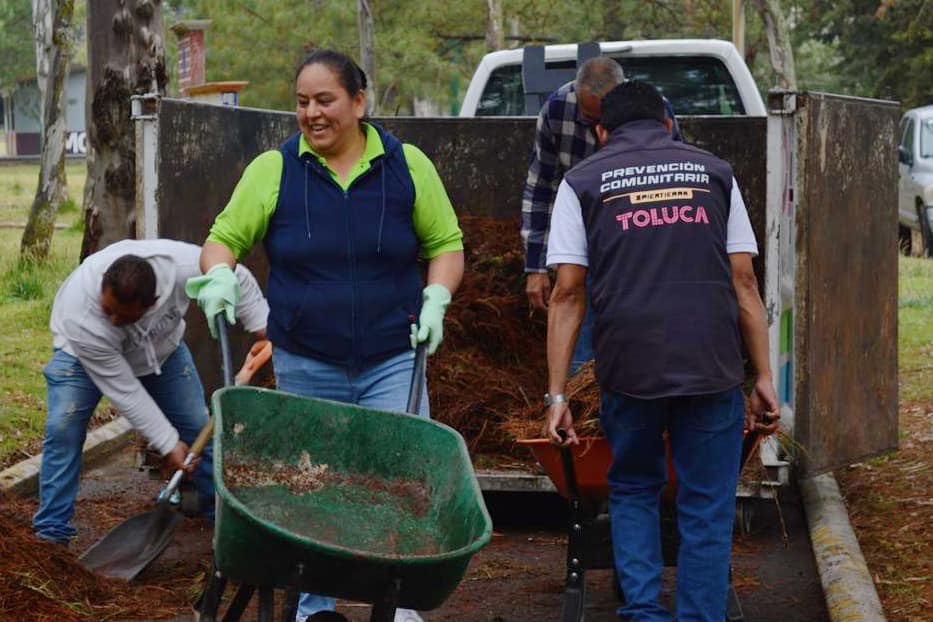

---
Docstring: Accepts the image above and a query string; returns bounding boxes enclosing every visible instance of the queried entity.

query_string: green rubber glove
[185,264,241,338]
[410,284,452,356]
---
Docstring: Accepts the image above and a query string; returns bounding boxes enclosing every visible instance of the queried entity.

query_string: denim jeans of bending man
[599,387,745,622]
[33,343,214,544]
[272,347,429,622]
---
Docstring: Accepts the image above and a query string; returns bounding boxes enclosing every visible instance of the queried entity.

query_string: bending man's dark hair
[295,49,367,96]
[102,255,157,308]
[599,80,666,133]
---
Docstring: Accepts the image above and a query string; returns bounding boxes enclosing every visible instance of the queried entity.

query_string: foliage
[0,0,35,95]
[793,0,933,107]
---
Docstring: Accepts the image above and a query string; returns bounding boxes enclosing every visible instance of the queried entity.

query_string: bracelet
[544,393,568,406]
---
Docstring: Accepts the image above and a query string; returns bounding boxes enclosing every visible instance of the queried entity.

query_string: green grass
[0,162,86,226]
[0,162,90,467]
[897,256,933,404]
[0,227,83,466]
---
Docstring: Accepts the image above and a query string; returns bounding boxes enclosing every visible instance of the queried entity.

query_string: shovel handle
[159,314,231,503]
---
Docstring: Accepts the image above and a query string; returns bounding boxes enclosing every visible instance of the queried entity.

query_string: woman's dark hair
[600,80,666,133]
[295,49,367,96]
[102,254,157,308]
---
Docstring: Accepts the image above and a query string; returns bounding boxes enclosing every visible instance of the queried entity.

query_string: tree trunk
[485,0,504,51]
[21,0,73,261]
[749,0,797,89]
[81,0,166,259]
[357,0,376,115]
[31,0,68,208]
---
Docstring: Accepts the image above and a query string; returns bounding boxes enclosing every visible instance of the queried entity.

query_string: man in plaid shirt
[521,57,681,373]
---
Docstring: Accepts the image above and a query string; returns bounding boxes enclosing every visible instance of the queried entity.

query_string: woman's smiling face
[295,62,366,157]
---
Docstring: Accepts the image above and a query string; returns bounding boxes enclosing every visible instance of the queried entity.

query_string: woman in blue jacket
[188,49,463,622]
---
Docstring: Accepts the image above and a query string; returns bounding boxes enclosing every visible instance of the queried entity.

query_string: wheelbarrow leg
[220,584,254,622]
[561,503,588,622]
[370,576,401,622]
[197,563,228,622]
[559,440,588,622]
[258,586,276,622]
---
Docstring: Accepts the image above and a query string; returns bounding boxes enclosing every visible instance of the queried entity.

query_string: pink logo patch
[615,205,710,231]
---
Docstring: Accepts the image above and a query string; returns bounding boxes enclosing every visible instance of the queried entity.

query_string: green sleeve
[403,144,464,258]
[206,150,282,260]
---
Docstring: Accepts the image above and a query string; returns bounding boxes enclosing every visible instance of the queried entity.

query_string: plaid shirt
[521,82,682,272]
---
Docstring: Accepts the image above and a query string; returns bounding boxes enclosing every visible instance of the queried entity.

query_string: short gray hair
[575,57,625,97]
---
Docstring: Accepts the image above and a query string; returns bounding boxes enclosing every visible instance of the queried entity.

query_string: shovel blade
[78,505,181,580]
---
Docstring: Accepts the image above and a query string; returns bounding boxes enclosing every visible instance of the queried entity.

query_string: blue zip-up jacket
[264,125,422,367]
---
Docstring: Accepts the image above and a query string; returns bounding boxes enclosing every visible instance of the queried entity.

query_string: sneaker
[394,609,423,622]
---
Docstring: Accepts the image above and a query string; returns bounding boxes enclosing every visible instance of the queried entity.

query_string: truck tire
[899,224,913,256]
[917,202,933,258]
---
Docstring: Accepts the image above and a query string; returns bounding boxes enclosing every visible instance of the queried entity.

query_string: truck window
[475,55,748,116]
[476,65,524,116]
[614,56,746,115]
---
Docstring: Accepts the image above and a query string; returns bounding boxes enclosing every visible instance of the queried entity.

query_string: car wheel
[899,224,913,256]
[917,202,933,258]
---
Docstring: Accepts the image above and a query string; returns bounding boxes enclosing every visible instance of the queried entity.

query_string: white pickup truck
[459,39,765,118]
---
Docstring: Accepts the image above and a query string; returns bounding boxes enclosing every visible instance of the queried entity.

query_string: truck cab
[459,39,766,118]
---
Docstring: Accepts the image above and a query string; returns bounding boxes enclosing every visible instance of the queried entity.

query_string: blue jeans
[32,343,214,544]
[600,387,744,622]
[272,347,429,618]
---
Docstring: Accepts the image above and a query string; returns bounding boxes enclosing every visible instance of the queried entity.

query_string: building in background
[0,18,244,157]
[1,67,87,157]
[172,20,247,106]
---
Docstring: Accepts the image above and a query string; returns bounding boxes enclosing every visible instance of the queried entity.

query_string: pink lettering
[661,206,680,224]
[681,206,694,223]
[632,210,651,227]
[695,206,709,224]
[650,208,664,226]
[616,212,634,230]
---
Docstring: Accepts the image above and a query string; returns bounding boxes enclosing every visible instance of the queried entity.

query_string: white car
[897,104,933,257]
[459,39,766,118]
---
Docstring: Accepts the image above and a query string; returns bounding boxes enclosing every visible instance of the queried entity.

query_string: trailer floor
[17,444,828,621]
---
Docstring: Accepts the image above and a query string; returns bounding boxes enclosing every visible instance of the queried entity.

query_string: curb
[799,473,887,622]
[0,417,134,495]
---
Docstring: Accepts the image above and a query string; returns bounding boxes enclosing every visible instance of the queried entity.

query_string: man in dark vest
[543,80,779,621]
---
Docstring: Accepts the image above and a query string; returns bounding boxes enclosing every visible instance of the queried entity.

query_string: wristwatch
[544,393,568,406]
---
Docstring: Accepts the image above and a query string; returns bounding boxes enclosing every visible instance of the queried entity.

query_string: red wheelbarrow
[517,431,761,622]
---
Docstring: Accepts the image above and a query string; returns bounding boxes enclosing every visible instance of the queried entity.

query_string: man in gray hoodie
[33,239,268,545]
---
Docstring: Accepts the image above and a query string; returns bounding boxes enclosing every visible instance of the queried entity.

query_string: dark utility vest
[264,125,422,368]
[564,119,744,398]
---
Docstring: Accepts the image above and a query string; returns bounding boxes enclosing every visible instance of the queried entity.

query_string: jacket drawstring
[132,324,162,376]
[303,159,312,240]
[377,165,386,254]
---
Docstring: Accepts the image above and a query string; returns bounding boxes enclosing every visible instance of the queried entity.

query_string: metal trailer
[131,89,899,599]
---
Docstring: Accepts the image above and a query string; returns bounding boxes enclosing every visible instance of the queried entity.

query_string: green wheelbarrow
[197,339,493,622]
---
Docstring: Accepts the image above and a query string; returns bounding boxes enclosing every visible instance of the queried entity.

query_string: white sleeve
[66,325,179,455]
[727,178,759,256]
[233,264,269,334]
[546,180,589,268]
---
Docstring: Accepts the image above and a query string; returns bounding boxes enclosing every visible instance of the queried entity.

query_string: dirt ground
[835,398,933,621]
[2,443,828,621]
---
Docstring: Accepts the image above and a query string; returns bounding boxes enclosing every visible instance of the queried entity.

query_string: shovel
[79,314,238,580]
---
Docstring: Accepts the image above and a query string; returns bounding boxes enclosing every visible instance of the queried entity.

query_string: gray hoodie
[49,239,269,455]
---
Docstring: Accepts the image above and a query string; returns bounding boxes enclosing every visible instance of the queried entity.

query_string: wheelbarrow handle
[406,342,428,415]
[217,312,235,388]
